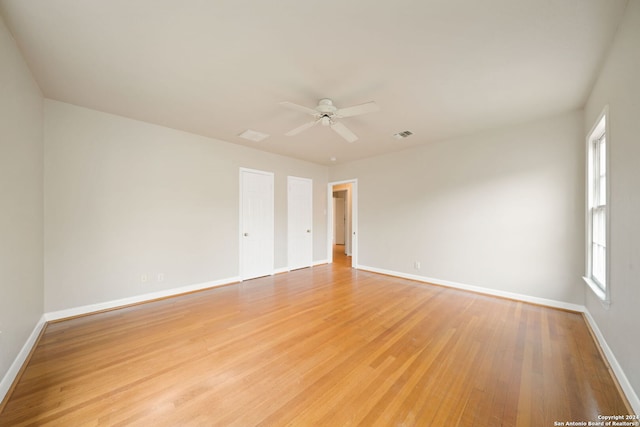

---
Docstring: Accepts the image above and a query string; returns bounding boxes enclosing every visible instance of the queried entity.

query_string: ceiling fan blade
[285,119,319,136]
[279,101,318,116]
[335,101,380,118]
[330,121,358,143]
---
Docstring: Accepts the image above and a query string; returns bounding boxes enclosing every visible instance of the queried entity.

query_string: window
[584,108,609,302]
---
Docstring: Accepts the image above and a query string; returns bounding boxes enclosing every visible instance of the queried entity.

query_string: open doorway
[327,179,357,268]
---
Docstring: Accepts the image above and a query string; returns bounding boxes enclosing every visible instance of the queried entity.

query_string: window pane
[591,205,606,288]
[593,243,606,287]
[592,207,605,245]
[600,207,606,245]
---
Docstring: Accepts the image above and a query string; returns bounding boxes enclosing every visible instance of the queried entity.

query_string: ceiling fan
[280,98,380,143]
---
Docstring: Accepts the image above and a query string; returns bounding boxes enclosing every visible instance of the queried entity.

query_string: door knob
[244,233,249,237]
[306,229,311,233]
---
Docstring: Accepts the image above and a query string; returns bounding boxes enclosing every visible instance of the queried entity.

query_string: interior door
[334,197,345,245]
[240,168,274,280]
[288,176,313,270]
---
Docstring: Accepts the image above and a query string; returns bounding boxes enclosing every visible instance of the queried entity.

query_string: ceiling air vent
[239,129,269,142]
[393,130,413,139]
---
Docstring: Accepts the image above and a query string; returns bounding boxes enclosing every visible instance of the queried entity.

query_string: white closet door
[240,168,274,280]
[288,176,313,270]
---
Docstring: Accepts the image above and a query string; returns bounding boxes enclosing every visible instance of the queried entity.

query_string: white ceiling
[1,0,628,165]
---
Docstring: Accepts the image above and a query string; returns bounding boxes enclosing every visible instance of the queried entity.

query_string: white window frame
[583,107,610,304]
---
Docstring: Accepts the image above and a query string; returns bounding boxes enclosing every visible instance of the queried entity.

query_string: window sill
[582,276,610,308]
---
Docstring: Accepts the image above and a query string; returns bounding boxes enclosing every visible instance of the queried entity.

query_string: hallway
[333,244,351,268]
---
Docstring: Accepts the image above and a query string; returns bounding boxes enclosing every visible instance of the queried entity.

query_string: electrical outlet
[157,273,164,282]
[141,274,148,283]
[414,261,421,270]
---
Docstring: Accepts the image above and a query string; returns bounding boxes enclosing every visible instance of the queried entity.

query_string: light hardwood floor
[0,250,631,426]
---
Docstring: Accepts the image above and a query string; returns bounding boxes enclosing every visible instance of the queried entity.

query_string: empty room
[1,0,639,425]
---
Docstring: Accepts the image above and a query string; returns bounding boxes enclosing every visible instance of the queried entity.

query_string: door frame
[327,179,358,267]
[239,167,274,280]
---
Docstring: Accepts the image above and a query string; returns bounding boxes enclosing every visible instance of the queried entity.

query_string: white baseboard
[44,276,240,322]
[583,310,640,414]
[357,265,585,312]
[0,314,47,404]
[313,259,328,266]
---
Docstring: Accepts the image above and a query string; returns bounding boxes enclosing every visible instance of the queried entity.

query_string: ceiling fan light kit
[280,98,380,143]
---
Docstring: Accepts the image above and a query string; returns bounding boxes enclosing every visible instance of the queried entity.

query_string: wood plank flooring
[0,251,631,426]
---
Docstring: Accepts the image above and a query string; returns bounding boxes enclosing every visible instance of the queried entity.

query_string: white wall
[44,100,328,312]
[330,111,585,304]
[0,15,43,385]
[584,0,640,407]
